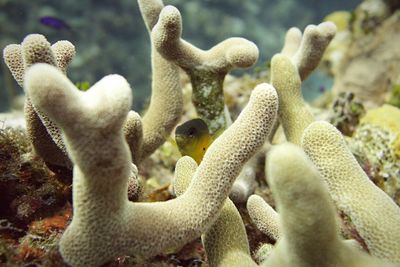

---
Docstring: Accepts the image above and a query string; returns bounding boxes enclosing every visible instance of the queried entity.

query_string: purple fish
[39,16,70,30]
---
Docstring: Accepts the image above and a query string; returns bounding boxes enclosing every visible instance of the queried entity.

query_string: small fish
[39,16,70,30]
[175,118,214,164]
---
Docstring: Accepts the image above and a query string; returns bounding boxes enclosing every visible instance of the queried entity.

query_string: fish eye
[188,127,196,137]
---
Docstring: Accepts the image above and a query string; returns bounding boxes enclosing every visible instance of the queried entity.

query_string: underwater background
[0,0,360,111]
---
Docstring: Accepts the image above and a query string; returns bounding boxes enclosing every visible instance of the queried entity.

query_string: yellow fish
[175,118,216,164]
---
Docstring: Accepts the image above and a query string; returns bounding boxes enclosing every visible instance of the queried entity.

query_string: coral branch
[25,65,278,266]
[152,5,259,133]
[302,121,400,263]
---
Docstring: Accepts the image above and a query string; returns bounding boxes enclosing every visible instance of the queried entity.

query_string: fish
[175,118,215,164]
[39,16,71,30]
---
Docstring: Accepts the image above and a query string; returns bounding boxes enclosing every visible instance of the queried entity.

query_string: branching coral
[3,35,75,169]
[152,5,259,134]
[134,0,183,163]
[302,121,400,263]
[261,143,396,267]
[173,142,396,267]
[2,1,398,266]
[25,64,278,266]
[247,194,280,242]
[280,22,337,81]
[270,54,313,145]
[173,155,257,267]
[270,22,336,144]
[3,0,183,168]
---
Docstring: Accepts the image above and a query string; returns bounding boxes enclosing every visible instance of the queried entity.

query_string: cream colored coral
[173,152,257,267]
[25,64,278,267]
[302,121,400,263]
[280,28,302,58]
[3,34,74,168]
[172,156,198,196]
[136,0,183,162]
[270,54,314,144]
[281,22,337,80]
[123,111,143,165]
[247,194,280,241]
[173,142,396,267]
[203,199,258,267]
[261,143,396,267]
[151,5,258,133]
[3,44,25,86]
[152,5,258,71]
[51,40,76,74]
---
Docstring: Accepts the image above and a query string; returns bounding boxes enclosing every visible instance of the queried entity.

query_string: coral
[347,105,400,204]
[135,0,184,163]
[270,54,314,144]
[2,1,399,266]
[261,143,395,267]
[25,63,278,266]
[173,156,256,267]
[270,23,335,144]
[152,5,259,134]
[302,121,400,263]
[3,34,75,169]
[247,194,280,242]
[280,22,337,81]
[171,143,397,267]
[360,104,400,158]
[3,1,183,168]
[330,91,365,136]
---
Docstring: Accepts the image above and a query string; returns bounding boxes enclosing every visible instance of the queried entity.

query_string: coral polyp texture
[281,22,337,81]
[135,0,183,163]
[247,194,280,241]
[302,121,400,263]
[3,34,75,169]
[152,5,259,134]
[261,143,396,267]
[25,63,278,267]
[270,53,314,145]
[173,126,257,267]
[172,143,397,267]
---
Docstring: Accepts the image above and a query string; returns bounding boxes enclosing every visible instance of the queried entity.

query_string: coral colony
[1,0,400,266]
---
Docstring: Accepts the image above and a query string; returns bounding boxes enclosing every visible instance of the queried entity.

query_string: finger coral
[3,0,184,168]
[25,64,278,266]
[281,22,337,81]
[247,194,280,242]
[270,23,336,144]
[3,34,75,169]
[302,121,400,263]
[135,0,183,163]
[270,53,314,144]
[179,142,396,267]
[262,143,395,267]
[152,5,259,134]
[173,156,256,267]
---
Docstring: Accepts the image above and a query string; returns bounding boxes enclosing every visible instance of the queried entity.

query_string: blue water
[0,0,360,112]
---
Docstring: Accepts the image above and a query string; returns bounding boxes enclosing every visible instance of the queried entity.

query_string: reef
[0,0,399,266]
